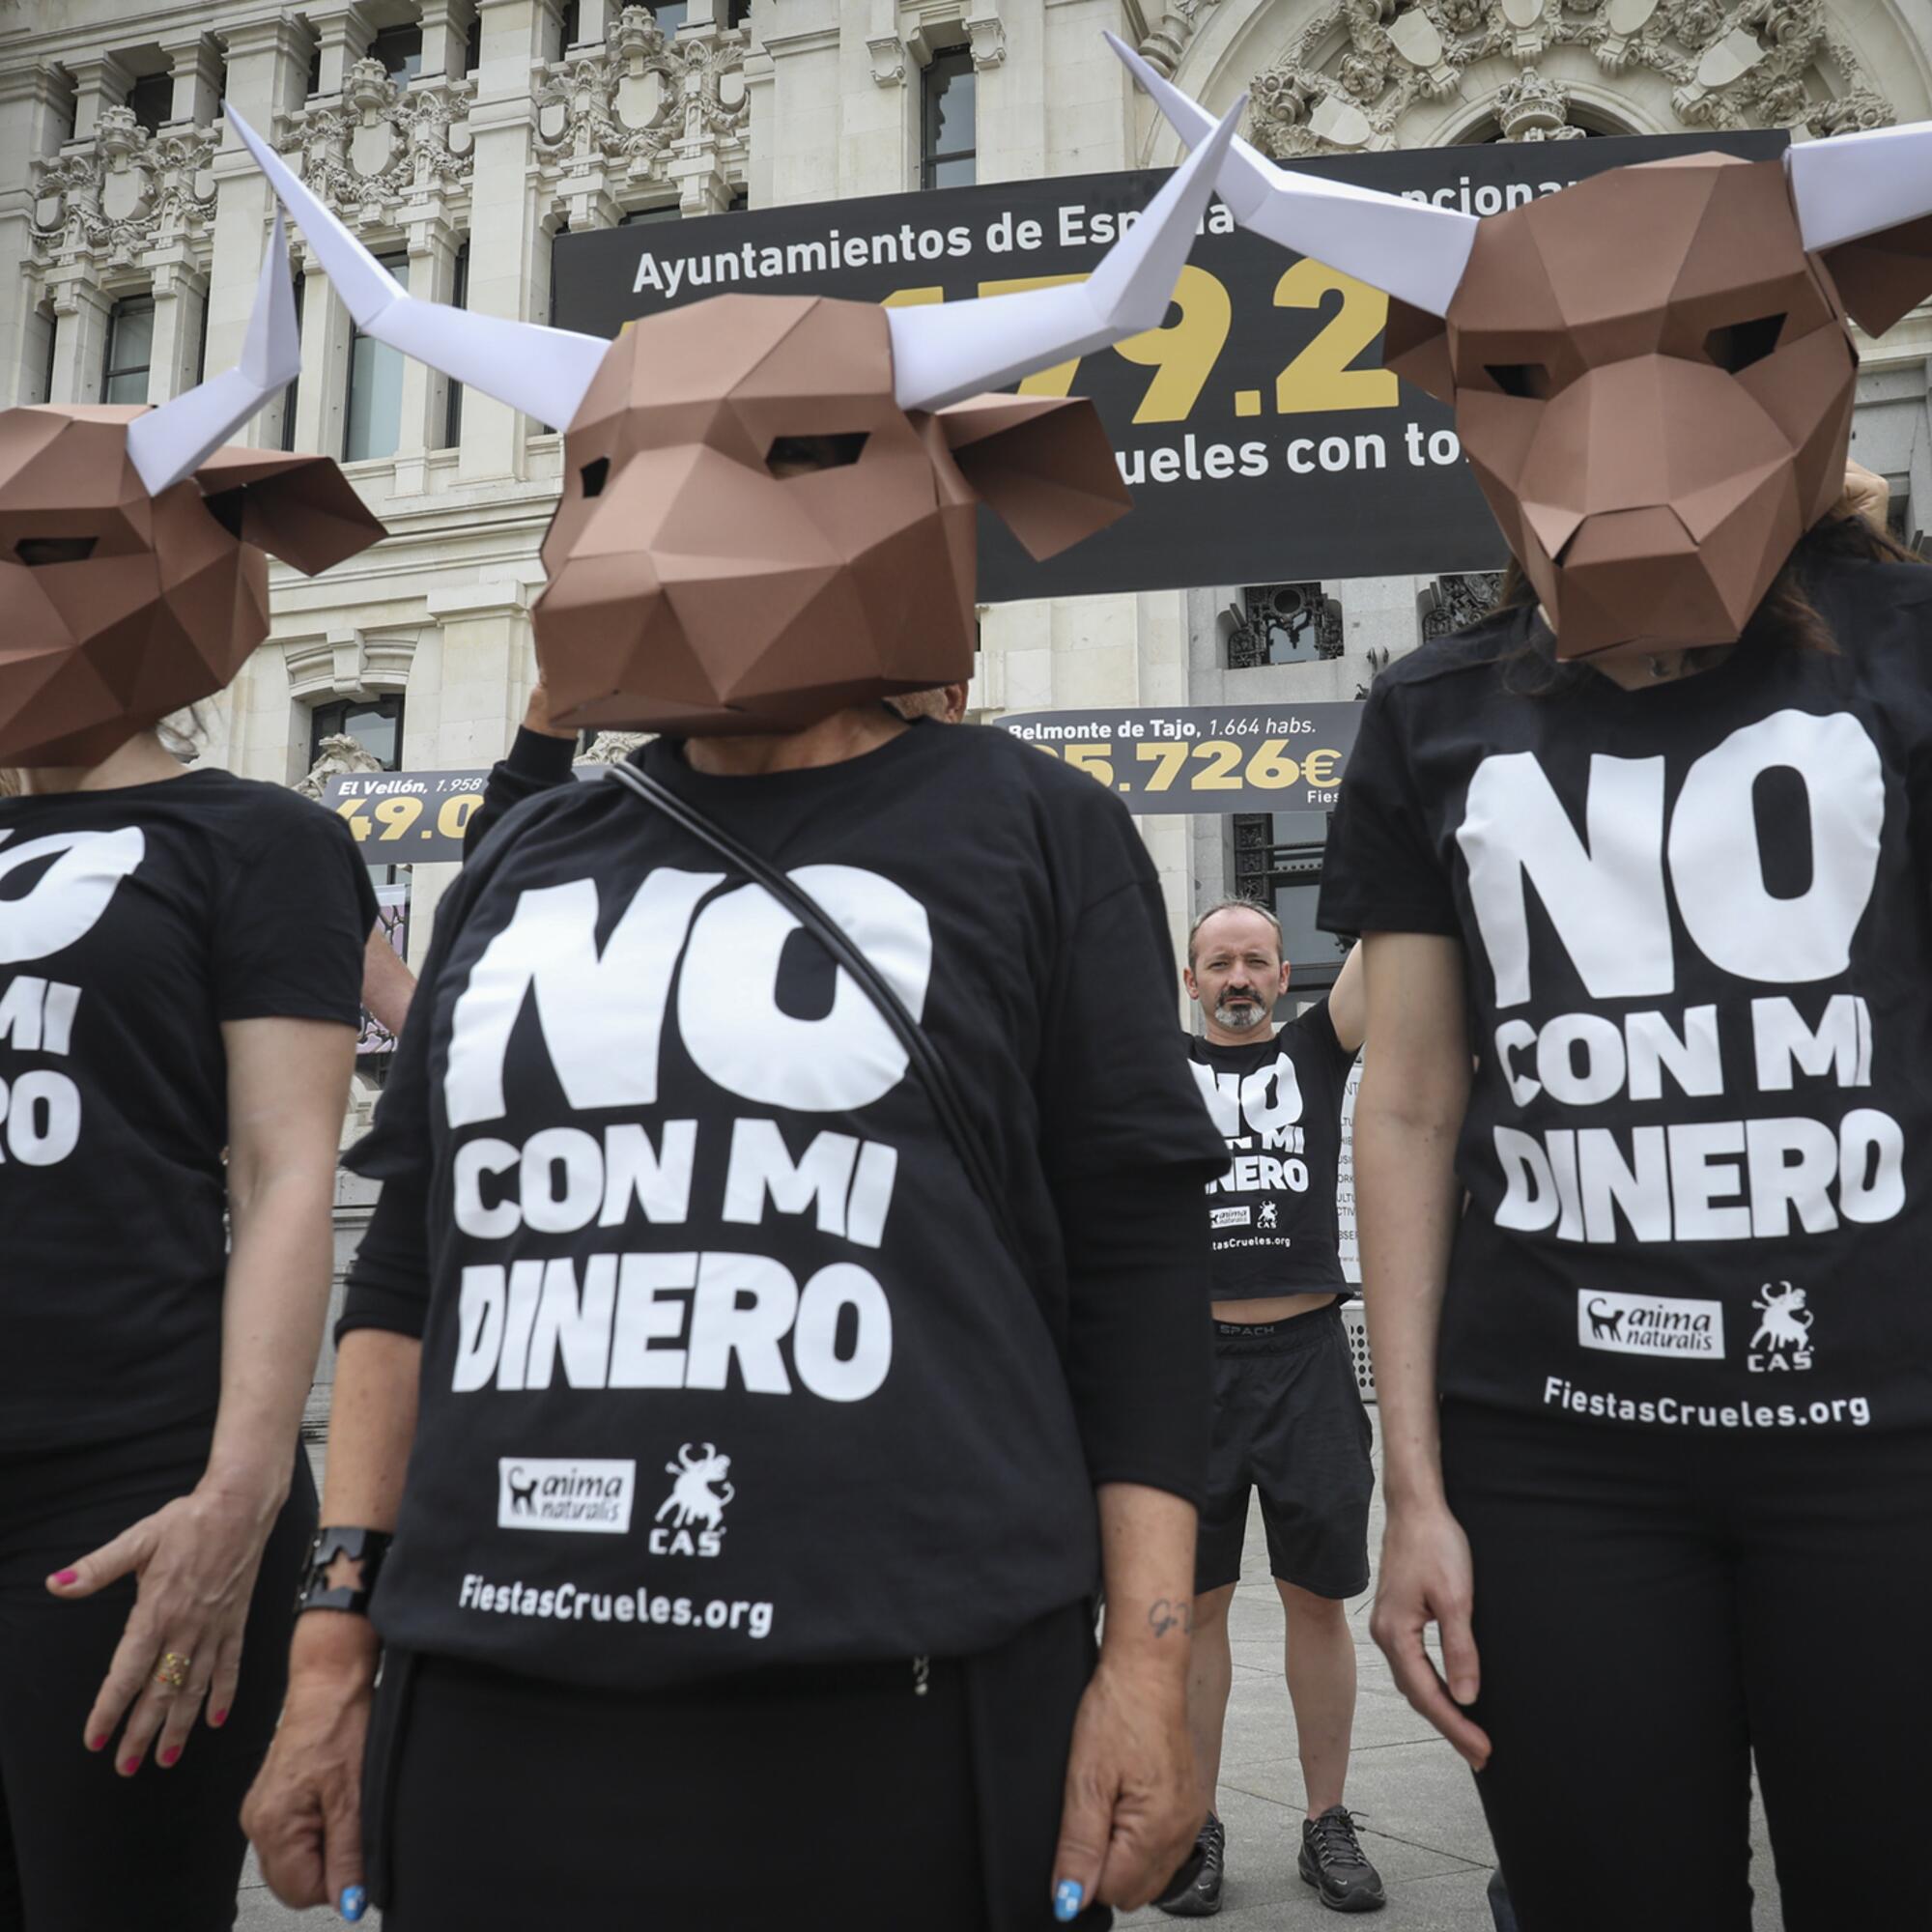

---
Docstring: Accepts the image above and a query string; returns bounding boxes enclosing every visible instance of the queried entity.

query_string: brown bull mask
[0,216,384,765]
[228,97,1244,733]
[1115,36,1932,663]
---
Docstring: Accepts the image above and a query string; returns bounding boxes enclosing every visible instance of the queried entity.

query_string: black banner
[552,129,1783,601]
[323,768,490,864]
[995,702,1362,813]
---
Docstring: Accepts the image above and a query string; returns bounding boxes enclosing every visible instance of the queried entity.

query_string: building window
[922,49,975,189]
[726,0,752,24]
[101,297,155,405]
[344,253,409,462]
[1230,816,1348,995]
[368,26,423,83]
[620,204,681,226]
[127,72,173,133]
[463,15,481,72]
[442,242,469,447]
[557,1,581,50]
[649,3,689,30]
[309,694,405,771]
[1226,582,1344,667]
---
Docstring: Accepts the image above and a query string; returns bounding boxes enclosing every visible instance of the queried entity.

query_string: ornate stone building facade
[1,0,1928,1004]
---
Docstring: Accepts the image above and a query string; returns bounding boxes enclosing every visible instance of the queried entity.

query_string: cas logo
[650,1442,735,1558]
[497,1457,635,1533]
[1747,1282,1815,1374]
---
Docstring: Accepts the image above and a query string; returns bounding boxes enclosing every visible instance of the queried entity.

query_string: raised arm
[1353,932,1490,1769]
[1327,939,1366,1055]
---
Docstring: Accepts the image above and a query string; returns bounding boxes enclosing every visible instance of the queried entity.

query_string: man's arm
[359,925,416,1037]
[1327,940,1366,1055]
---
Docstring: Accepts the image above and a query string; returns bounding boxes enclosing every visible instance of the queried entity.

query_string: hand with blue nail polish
[338,1884,367,1922]
[1053,1877,1086,1921]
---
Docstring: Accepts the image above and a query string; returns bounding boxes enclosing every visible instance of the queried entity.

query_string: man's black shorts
[1195,1303,1374,1600]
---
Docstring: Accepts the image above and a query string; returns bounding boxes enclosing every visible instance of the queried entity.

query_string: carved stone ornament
[1236,0,1893,159]
[31,107,220,272]
[534,6,750,217]
[1138,0,1225,79]
[276,61,476,232]
[573,729,652,764]
[295,732,385,801]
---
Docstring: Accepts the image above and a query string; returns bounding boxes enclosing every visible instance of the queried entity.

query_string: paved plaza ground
[237,1447,1789,1929]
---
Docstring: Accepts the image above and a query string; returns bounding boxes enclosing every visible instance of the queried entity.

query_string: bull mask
[0,214,384,765]
[226,97,1242,733]
[1112,36,1932,663]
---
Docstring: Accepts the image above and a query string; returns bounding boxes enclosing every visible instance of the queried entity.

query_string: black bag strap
[595,757,1034,1285]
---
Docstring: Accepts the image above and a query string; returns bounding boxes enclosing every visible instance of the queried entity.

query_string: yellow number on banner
[438,794,481,840]
[1065,742,1117,786]
[334,798,372,840]
[1246,740,1301,788]
[1136,742,1189,791]
[1111,266,1233,425]
[1192,741,1243,789]
[1273,261,1400,415]
[977,274,1090,396]
[373,796,424,840]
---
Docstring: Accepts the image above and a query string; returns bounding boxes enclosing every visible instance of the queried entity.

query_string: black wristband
[297,1525,393,1618]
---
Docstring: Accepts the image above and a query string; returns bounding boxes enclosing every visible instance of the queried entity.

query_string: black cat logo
[1586,1300,1625,1343]
[506,1467,538,1515]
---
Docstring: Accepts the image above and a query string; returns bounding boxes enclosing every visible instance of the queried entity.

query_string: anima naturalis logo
[650,1442,735,1559]
[1577,1289,1724,1359]
[497,1457,636,1533]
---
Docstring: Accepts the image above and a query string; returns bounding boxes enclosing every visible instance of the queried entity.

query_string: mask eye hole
[14,537,97,566]
[1485,362,1552,401]
[580,457,610,498]
[766,433,870,478]
[1704,313,1786,374]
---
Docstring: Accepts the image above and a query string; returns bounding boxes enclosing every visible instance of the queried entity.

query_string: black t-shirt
[0,770,375,1452]
[1320,554,1932,1435]
[344,721,1226,1688]
[1185,1002,1357,1299]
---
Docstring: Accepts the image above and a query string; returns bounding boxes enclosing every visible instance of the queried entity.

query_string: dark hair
[1489,514,1924,696]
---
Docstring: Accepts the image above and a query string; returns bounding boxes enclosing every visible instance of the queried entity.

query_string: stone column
[843,3,914,198]
[392,214,462,492]
[160,33,224,128]
[294,250,355,459]
[307,4,379,101]
[756,1,839,207]
[0,62,73,406]
[206,17,311,443]
[64,53,135,144]
[456,0,562,481]
[420,0,475,82]
[145,253,209,402]
[571,0,612,50]
[45,271,112,403]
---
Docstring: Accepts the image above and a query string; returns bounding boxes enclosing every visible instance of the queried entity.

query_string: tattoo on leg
[1149,1598,1194,1638]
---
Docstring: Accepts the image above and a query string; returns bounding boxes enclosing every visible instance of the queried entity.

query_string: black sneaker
[1155,1811,1225,1917]
[1298,1805,1386,1913]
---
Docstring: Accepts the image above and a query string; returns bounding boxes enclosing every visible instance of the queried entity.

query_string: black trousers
[0,1419,317,1932]
[364,1601,1108,1931]
[1441,1399,1932,1931]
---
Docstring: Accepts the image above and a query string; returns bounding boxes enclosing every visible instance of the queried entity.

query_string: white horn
[124,211,301,496]
[225,104,609,433]
[1105,32,1476,317]
[1787,118,1932,253]
[887,96,1245,413]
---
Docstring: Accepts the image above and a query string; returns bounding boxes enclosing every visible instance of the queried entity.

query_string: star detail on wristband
[322,1549,366,1595]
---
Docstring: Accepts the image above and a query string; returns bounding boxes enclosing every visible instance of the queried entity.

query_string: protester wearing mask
[230,97,1249,1930]
[0,220,384,1930]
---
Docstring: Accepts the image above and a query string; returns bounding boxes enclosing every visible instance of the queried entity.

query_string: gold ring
[153,1652,190,1690]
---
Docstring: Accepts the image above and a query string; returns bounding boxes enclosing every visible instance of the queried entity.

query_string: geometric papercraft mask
[1111,35,1932,663]
[0,216,384,765]
[226,97,1245,733]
